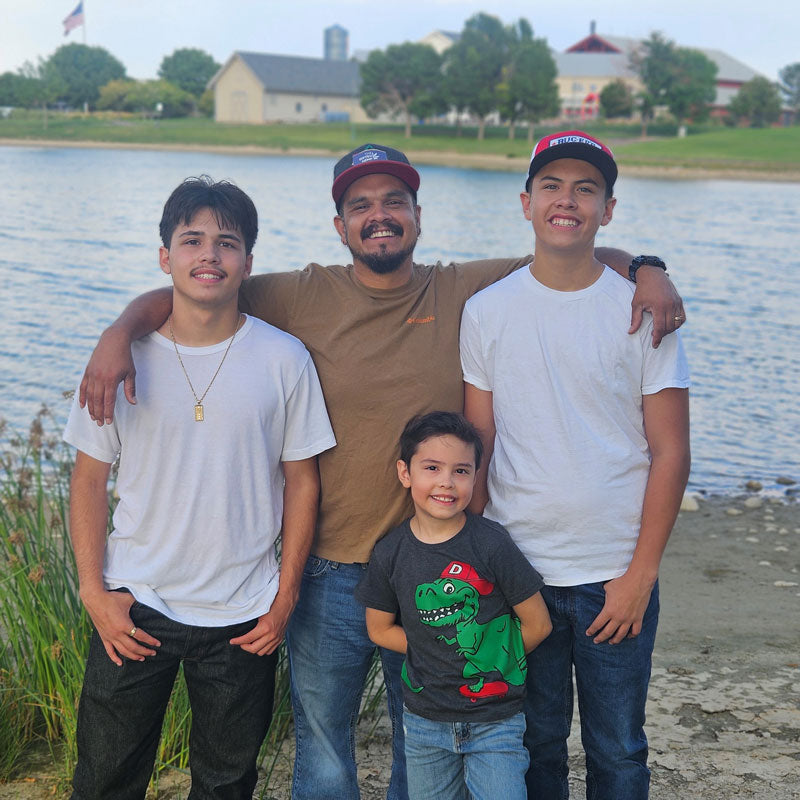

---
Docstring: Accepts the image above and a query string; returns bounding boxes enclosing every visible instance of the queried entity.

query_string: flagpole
[82,0,87,44]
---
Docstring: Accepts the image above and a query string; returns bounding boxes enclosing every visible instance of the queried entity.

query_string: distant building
[208,51,366,124]
[561,31,762,119]
[420,26,761,122]
[419,30,460,55]
[325,24,348,61]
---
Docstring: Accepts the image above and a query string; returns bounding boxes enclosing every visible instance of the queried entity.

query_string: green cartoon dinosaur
[404,560,527,699]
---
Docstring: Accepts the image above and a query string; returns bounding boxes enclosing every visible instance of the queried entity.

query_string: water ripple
[1,145,798,496]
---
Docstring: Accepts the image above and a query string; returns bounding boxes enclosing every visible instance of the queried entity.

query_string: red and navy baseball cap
[332,143,420,206]
[525,130,617,194]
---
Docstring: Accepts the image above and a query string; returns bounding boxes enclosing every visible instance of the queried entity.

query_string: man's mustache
[361,222,404,241]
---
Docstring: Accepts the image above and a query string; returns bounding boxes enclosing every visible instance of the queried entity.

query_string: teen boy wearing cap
[63,177,335,798]
[77,144,685,800]
[461,131,691,798]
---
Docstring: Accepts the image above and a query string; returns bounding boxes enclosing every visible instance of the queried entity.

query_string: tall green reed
[0,406,193,789]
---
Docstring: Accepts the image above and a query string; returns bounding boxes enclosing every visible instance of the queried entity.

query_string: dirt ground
[3,495,799,799]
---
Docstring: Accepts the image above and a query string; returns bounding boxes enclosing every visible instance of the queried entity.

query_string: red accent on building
[566,35,623,54]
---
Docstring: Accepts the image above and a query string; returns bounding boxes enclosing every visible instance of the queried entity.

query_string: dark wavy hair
[159,175,258,254]
[399,411,483,470]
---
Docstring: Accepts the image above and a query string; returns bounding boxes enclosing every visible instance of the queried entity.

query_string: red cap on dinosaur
[440,561,495,595]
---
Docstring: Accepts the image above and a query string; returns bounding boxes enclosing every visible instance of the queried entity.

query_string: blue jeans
[286,556,407,800]
[404,709,528,800]
[524,581,659,800]
[71,599,277,800]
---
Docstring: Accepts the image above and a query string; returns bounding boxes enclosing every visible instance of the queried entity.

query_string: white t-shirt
[460,266,690,586]
[64,315,336,626]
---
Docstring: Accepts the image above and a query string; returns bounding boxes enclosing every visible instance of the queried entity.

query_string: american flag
[63,2,84,36]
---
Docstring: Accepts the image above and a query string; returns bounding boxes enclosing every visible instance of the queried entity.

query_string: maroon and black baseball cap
[525,130,617,193]
[332,143,420,206]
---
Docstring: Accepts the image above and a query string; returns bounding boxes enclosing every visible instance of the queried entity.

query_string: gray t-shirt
[356,514,544,723]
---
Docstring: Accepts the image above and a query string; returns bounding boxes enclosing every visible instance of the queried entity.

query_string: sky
[1,0,796,83]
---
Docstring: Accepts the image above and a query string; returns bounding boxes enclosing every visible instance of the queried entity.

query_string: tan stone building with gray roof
[208,51,367,124]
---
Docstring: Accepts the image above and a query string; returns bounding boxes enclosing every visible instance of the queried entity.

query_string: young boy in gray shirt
[356,412,552,800]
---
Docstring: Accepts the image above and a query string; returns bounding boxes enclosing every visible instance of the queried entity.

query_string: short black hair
[159,176,258,254]
[399,412,483,471]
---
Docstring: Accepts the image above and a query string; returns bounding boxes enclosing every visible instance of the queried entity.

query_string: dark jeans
[71,600,277,800]
[524,581,659,800]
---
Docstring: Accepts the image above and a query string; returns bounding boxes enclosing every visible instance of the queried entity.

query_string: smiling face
[521,158,616,256]
[397,434,477,532]
[333,173,420,283]
[159,208,252,311]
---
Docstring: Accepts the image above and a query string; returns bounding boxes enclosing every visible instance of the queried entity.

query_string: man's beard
[346,222,418,275]
[355,244,416,274]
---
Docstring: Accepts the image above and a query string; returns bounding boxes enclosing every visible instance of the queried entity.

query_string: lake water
[1,144,798,495]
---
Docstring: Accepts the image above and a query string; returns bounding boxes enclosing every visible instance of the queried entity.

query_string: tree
[443,13,510,140]
[600,79,634,119]
[636,92,655,138]
[360,43,444,138]
[670,48,717,122]
[158,48,220,98]
[97,79,137,111]
[198,89,215,118]
[7,60,67,127]
[97,78,194,117]
[0,72,37,106]
[728,77,782,127]
[632,33,717,126]
[778,62,800,116]
[45,43,126,109]
[497,19,559,141]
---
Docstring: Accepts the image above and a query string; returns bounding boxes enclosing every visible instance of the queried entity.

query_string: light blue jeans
[403,708,528,800]
[285,556,408,800]
[524,581,659,800]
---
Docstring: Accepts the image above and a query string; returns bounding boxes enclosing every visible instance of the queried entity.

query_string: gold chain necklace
[168,313,242,421]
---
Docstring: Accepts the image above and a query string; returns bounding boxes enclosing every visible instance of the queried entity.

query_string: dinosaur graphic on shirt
[403,560,527,699]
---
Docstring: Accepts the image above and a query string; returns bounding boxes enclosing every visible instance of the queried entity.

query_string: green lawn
[2,112,799,173]
[612,127,800,170]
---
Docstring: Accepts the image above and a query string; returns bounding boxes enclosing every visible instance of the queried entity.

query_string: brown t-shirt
[240,257,530,563]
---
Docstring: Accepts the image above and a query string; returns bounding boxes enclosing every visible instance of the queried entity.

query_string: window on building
[295,102,302,113]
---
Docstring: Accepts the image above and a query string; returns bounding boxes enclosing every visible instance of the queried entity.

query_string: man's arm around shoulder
[230,456,320,656]
[596,248,686,348]
[586,388,690,644]
[80,288,173,425]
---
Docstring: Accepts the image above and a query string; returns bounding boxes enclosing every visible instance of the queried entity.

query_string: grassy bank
[3,112,800,178]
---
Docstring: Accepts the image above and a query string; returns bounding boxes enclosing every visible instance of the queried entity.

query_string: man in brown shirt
[79,145,685,800]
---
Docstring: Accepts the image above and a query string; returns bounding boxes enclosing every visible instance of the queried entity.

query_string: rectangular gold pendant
[194,404,204,422]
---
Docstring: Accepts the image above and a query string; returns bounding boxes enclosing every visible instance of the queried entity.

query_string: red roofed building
[558,27,762,119]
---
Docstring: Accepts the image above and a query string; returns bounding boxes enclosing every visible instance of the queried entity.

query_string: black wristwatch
[629,255,667,283]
